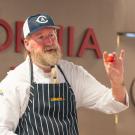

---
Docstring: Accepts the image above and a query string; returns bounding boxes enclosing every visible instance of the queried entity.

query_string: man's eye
[49,33,55,38]
[38,35,44,39]
[50,34,54,37]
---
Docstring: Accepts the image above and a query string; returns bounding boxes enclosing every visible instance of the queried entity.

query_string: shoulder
[59,59,82,71]
[58,59,97,84]
[0,59,30,89]
[58,59,88,75]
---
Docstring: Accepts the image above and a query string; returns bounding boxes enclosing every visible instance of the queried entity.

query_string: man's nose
[43,37,53,46]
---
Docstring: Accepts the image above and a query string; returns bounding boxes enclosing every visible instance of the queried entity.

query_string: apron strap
[57,65,71,87]
[29,55,34,85]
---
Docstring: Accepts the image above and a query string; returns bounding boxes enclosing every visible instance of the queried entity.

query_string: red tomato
[106,54,115,62]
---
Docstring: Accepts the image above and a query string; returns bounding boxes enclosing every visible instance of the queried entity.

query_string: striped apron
[15,61,79,135]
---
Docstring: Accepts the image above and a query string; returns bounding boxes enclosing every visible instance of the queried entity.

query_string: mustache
[43,45,60,52]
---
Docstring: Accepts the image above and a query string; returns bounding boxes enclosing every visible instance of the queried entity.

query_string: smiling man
[0,13,129,135]
[24,28,62,71]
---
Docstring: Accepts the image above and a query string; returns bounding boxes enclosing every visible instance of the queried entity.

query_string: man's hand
[103,49,126,104]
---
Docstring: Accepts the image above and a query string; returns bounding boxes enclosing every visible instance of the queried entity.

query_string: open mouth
[44,47,57,53]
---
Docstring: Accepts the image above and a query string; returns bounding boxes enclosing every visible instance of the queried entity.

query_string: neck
[35,62,54,73]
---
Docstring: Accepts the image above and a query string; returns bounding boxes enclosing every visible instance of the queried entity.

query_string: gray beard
[31,49,62,67]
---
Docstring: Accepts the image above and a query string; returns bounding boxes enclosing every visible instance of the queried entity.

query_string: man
[0,13,128,135]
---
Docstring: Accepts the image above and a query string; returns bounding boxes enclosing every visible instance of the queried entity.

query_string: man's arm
[0,76,21,135]
[0,95,19,135]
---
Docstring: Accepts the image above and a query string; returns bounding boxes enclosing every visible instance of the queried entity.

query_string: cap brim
[46,25,60,29]
[27,25,60,37]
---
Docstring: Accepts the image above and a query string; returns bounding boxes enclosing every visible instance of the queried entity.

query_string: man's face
[25,28,62,66]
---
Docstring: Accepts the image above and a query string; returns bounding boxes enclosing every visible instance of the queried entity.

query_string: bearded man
[0,13,129,135]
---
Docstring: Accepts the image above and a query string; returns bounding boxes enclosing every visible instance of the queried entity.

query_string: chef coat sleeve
[0,74,28,134]
[68,65,129,114]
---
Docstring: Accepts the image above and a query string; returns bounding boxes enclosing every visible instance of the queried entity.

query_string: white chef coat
[0,57,129,135]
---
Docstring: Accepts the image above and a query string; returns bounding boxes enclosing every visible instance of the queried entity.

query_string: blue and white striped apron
[15,60,79,135]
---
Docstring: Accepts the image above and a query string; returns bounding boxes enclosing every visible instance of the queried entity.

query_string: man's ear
[24,38,32,52]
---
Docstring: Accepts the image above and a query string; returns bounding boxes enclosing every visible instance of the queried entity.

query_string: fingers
[103,49,125,63]
[112,52,118,62]
[119,49,125,61]
[103,51,115,63]
[103,51,108,62]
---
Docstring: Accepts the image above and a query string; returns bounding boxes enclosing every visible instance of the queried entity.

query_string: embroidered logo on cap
[36,15,48,24]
